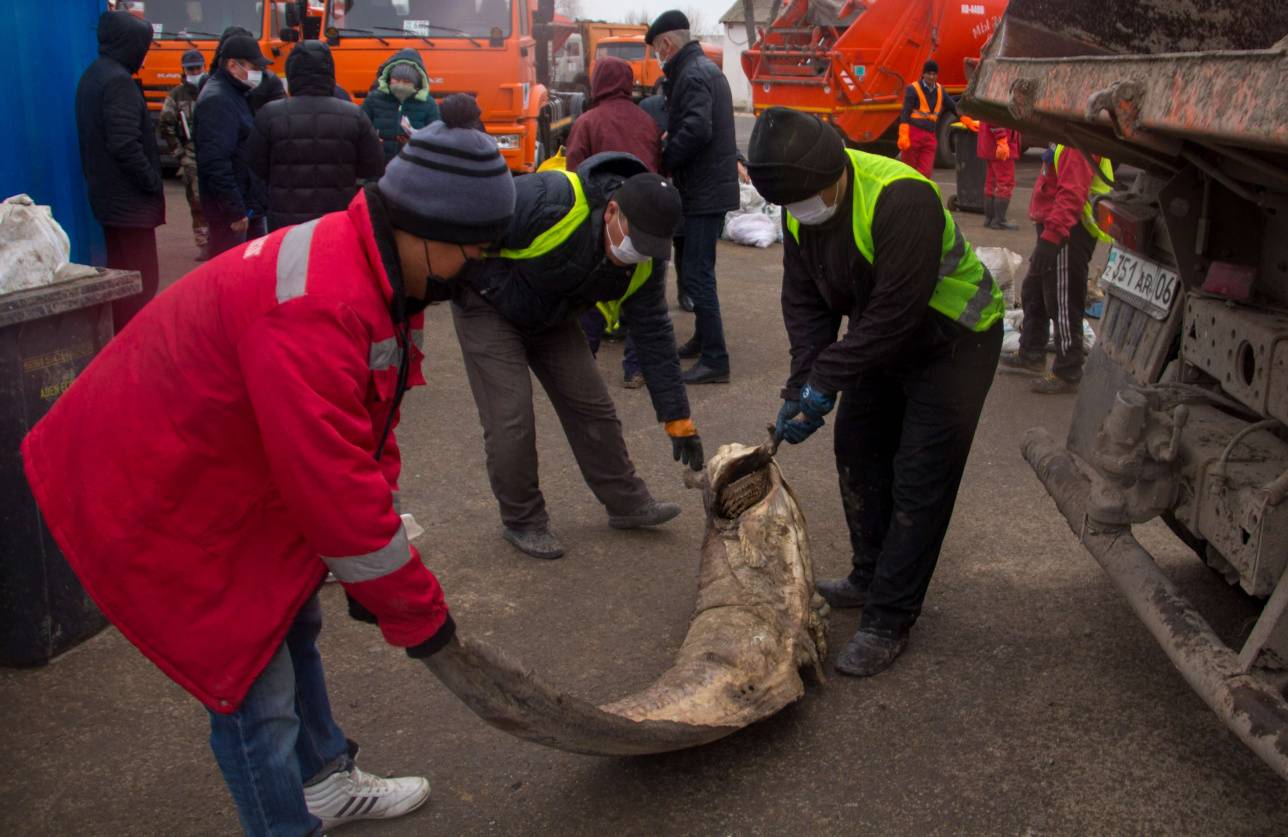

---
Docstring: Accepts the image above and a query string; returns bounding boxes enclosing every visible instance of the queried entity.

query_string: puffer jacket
[75,11,164,229]
[248,42,385,230]
[195,67,265,223]
[460,153,690,422]
[21,187,453,714]
[361,49,441,164]
[660,41,739,216]
[565,56,661,172]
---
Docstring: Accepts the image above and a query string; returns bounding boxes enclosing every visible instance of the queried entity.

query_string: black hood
[97,11,153,74]
[574,152,649,208]
[285,41,336,96]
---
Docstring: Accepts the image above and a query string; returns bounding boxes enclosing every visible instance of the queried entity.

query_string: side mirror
[325,26,341,46]
[280,28,301,42]
[284,3,300,27]
[534,0,554,26]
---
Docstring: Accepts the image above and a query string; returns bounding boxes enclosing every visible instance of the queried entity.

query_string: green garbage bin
[0,268,141,666]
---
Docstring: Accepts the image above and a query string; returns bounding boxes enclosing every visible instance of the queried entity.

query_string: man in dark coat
[647,11,740,385]
[195,35,272,256]
[248,42,385,231]
[75,11,165,331]
[361,49,442,166]
[451,143,699,560]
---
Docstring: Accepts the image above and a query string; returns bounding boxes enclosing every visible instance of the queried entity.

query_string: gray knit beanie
[376,94,515,244]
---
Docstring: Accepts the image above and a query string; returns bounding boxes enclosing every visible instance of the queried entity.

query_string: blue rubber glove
[779,384,836,445]
[774,399,800,441]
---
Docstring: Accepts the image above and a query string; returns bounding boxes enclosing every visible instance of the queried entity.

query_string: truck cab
[593,35,723,100]
[324,0,552,172]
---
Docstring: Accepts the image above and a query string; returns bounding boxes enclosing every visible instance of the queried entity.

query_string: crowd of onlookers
[79,14,449,331]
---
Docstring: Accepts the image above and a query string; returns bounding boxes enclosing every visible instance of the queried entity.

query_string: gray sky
[575,0,736,35]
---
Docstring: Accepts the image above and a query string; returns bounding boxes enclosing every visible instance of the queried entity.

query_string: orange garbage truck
[323,0,578,173]
[742,0,1005,165]
[592,35,723,100]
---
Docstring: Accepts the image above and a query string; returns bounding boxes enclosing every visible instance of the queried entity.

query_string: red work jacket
[22,190,449,713]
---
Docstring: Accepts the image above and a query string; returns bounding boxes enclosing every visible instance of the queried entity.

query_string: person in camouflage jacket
[159,49,210,259]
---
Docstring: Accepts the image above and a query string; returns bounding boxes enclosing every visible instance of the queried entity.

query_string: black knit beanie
[746,107,848,205]
[376,94,515,243]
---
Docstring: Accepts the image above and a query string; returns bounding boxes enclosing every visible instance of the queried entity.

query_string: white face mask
[609,214,651,265]
[389,81,417,102]
[185,72,205,86]
[786,193,839,226]
[245,69,264,88]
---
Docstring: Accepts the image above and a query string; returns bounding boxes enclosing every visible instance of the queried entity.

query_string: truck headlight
[493,134,522,150]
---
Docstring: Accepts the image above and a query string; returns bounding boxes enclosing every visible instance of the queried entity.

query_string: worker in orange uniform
[977,121,1021,229]
[897,60,974,179]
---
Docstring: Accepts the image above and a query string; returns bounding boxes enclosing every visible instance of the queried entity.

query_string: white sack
[0,194,74,295]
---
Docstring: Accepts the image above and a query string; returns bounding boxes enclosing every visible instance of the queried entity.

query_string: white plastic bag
[975,246,1024,306]
[0,194,75,295]
[723,182,783,247]
[1000,307,1097,355]
[724,213,780,248]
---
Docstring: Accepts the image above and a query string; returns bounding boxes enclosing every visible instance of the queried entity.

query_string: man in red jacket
[21,96,515,835]
[977,121,1020,230]
[1001,143,1112,393]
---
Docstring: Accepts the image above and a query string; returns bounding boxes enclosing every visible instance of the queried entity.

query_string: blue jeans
[680,214,728,372]
[209,594,350,837]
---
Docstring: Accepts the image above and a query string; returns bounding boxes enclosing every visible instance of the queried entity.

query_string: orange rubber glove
[959,116,979,132]
[665,419,704,471]
[897,123,911,152]
[995,137,1010,161]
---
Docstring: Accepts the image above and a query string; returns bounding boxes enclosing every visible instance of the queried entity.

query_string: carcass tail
[421,634,739,756]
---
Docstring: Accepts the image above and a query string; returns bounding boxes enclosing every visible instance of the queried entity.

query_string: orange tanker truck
[592,34,723,100]
[743,0,1006,165]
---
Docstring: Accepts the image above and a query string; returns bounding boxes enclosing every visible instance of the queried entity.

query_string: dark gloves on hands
[665,418,705,471]
[775,384,837,445]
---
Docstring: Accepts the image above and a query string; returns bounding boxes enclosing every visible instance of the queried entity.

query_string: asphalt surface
[3,129,1286,835]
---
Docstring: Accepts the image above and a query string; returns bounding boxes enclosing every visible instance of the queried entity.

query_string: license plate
[1100,245,1179,320]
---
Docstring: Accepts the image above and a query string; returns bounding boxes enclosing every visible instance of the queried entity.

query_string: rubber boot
[983,195,997,229]
[994,197,1020,230]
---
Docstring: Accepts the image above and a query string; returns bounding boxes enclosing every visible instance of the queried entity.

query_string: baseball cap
[612,173,683,260]
[221,35,271,68]
[181,49,205,69]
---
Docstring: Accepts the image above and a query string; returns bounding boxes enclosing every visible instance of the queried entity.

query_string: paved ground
[4,149,1287,836]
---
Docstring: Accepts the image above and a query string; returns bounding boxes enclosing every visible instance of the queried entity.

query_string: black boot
[835,629,909,677]
[816,577,866,609]
[994,197,1020,230]
[983,196,997,229]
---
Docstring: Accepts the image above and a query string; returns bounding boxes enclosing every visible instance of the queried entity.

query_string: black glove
[672,434,705,471]
[1030,237,1061,273]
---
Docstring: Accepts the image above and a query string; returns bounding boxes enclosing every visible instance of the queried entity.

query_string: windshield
[115,0,262,38]
[596,42,646,61]
[330,0,513,37]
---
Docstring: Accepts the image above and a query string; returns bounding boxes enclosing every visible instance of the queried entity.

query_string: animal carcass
[421,438,829,756]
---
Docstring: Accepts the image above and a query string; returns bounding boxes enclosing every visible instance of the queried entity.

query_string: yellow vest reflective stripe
[596,260,654,331]
[912,82,943,122]
[1053,145,1114,244]
[785,148,1004,332]
[495,168,589,259]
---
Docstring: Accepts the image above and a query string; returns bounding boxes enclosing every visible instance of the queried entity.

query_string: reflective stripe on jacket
[20,189,450,713]
[786,148,1004,332]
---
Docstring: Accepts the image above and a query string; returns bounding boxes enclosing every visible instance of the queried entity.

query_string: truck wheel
[935,118,955,169]
[536,108,553,167]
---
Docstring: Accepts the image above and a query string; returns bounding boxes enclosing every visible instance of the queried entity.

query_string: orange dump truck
[592,35,723,99]
[550,20,648,95]
[323,0,583,172]
[743,0,1005,163]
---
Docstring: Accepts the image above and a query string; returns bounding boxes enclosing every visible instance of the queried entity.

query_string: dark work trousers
[452,292,653,531]
[1019,222,1096,382]
[836,322,1002,639]
[102,225,160,333]
[672,234,686,301]
[205,213,267,258]
[680,214,729,372]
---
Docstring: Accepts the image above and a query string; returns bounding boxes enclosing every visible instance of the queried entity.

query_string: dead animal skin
[421,438,829,756]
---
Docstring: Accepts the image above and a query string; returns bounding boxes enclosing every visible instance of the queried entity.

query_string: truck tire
[935,117,955,169]
[536,107,553,167]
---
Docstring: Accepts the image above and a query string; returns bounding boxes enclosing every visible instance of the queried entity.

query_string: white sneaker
[303,766,430,830]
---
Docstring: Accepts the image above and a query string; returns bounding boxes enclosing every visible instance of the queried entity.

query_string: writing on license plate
[1100,246,1179,320]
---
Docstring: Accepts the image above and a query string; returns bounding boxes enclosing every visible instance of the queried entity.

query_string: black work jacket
[75,12,164,229]
[781,177,973,398]
[460,153,690,422]
[660,42,739,216]
[248,43,385,230]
